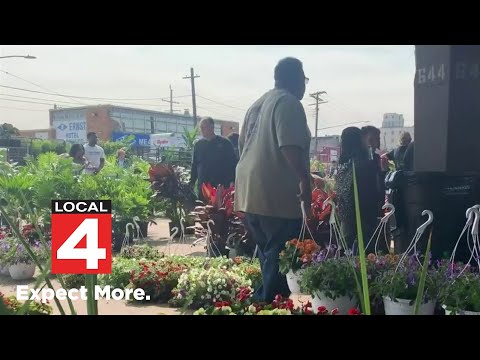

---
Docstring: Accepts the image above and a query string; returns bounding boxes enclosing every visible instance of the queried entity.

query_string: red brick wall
[86,105,116,142]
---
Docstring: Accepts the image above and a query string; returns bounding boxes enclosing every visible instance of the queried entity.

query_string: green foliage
[300,257,358,301]
[120,244,164,261]
[63,274,86,289]
[99,257,142,289]
[101,135,135,157]
[0,123,19,139]
[182,127,199,152]
[30,140,70,158]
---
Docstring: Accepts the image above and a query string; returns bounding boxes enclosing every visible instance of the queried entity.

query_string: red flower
[331,308,339,315]
[317,306,328,314]
[286,299,294,311]
[214,301,231,308]
[304,309,313,315]
[348,308,361,315]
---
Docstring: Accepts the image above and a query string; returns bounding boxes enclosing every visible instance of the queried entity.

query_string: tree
[0,123,20,140]
[182,127,199,152]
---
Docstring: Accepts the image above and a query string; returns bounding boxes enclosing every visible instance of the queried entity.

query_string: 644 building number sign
[51,200,112,274]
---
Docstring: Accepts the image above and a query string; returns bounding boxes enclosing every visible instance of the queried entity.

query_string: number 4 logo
[57,219,106,270]
[51,200,112,274]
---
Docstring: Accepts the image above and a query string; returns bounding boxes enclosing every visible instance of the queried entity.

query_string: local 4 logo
[51,200,112,274]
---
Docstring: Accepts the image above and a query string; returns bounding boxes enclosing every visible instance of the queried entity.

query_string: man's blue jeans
[245,213,302,303]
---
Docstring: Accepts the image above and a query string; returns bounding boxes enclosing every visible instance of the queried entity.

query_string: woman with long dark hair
[335,127,381,253]
[69,144,89,174]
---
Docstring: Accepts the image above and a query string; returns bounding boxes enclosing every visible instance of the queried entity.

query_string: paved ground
[0,218,309,315]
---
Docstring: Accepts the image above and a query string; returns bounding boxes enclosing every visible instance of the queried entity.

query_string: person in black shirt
[361,126,385,216]
[189,117,238,202]
[336,127,381,253]
[403,141,414,171]
[383,131,412,171]
[227,132,240,160]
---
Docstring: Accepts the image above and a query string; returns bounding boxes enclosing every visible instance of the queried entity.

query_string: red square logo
[51,200,112,274]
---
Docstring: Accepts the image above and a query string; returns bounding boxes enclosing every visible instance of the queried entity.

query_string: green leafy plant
[120,244,164,261]
[63,274,86,289]
[99,258,142,289]
[372,253,444,305]
[301,253,358,301]
[438,261,480,314]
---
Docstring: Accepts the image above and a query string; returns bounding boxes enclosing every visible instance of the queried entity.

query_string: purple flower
[407,272,416,287]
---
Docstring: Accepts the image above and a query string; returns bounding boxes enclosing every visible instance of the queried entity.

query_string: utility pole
[309,91,328,157]
[183,68,200,126]
[162,85,180,114]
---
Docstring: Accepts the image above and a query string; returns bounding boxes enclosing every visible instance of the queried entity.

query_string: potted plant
[438,261,480,315]
[372,254,443,315]
[5,240,38,280]
[300,250,358,314]
[279,239,319,294]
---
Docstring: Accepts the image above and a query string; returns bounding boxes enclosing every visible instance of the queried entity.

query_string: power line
[0,86,190,110]
[317,120,371,131]
[0,93,82,106]
[0,97,72,107]
[0,69,87,106]
[0,83,190,102]
[0,105,46,112]
[196,95,247,112]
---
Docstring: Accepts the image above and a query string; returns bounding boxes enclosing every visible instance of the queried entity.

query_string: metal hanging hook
[417,209,434,236]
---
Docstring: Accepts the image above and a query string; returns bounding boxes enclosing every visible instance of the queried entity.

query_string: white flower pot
[442,304,480,315]
[383,297,435,315]
[0,264,10,276]
[9,262,36,280]
[312,291,357,314]
[286,269,304,294]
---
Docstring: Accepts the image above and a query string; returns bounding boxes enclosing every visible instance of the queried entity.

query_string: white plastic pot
[442,304,480,315]
[312,291,357,314]
[286,269,304,294]
[383,297,435,315]
[9,262,36,280]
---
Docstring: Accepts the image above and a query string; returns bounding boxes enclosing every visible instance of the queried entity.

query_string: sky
[0,45,416,136]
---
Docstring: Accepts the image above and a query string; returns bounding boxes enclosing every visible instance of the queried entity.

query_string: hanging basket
[312,291,357,314]
[383,297,435,315]
[442,305,480,315]
[286,269,305,294]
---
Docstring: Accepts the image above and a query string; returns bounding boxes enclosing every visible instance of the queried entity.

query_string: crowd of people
[64,131,132,175]
[60,57,414,305]
[187,57,416,303]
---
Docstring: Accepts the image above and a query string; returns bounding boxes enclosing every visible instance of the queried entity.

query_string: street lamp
[0,55,36,60]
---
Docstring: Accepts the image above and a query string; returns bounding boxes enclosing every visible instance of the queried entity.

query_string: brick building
[44,104,239,144]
